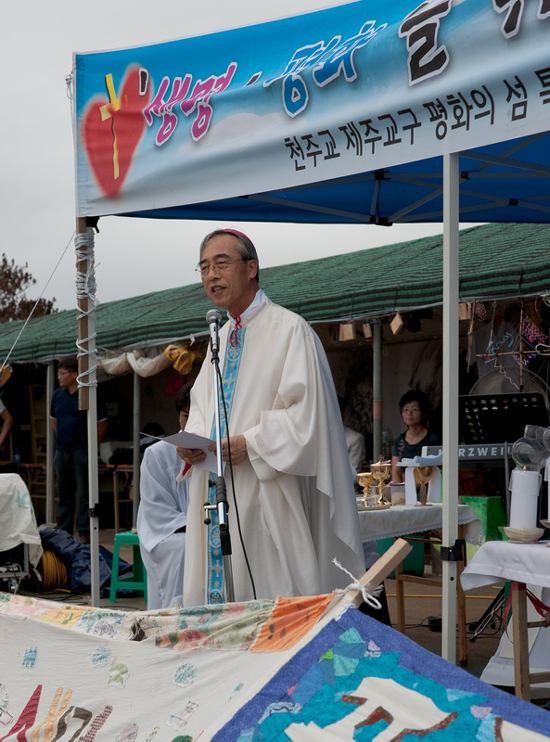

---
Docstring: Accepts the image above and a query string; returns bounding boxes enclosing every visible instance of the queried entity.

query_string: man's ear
[248,259,259,281]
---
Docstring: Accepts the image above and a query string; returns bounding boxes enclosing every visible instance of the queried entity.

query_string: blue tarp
[40,527,134,598]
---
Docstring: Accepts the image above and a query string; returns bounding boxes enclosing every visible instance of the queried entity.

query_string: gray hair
[200,229,260,282]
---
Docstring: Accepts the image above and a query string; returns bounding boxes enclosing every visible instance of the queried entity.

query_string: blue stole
[206,327,246,603]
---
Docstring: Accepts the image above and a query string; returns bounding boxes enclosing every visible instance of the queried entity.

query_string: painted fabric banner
[215,607,550,741]
[0,591,334,742]
[73,0,550,218]
[1,591,549,741]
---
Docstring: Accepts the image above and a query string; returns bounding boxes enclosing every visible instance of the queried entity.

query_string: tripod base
[468,587,505,642]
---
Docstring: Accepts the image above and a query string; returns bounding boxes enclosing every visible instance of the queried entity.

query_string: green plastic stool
[109,531,147,603]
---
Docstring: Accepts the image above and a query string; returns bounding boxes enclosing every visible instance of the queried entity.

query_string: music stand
[459,393,548,641]
[459,392,548,445]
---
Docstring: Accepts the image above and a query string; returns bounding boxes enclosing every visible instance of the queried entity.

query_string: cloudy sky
[2,0,445,313]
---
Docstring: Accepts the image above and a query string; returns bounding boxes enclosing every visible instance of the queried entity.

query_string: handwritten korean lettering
[493,0,550,37]
[493,0,524,38]
[399,0,453,86]
[264,21,387,118]
[143,63,237,145]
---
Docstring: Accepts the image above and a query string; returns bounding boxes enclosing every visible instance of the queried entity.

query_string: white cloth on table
[461,540,550,591]
[183,293,365,606]
[137,440,189,609]
[359,503,479,543]
[0,473,42,566]
[461,540,550,690]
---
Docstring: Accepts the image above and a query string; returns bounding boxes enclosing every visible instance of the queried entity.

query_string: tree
[0,254,56,323]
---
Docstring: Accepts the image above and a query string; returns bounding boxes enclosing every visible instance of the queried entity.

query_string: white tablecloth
[0,473,43,566]
[461,539,550,691]
[359,503,480,543]
[461,540,550,591]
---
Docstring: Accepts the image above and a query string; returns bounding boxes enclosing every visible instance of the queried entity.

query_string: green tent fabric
[2,223,549,363]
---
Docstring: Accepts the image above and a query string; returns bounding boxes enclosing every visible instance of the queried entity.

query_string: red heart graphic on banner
[83,65,151,199]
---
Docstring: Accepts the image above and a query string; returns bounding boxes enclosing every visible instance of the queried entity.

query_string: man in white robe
[137,383,192,609]
[178,229,365,606]
[338,394,367,473]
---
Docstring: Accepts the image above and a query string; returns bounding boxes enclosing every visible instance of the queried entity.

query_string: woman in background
[391,390,440,482]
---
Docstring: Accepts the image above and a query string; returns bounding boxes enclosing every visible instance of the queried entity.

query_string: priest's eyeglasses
[196,257,251,277]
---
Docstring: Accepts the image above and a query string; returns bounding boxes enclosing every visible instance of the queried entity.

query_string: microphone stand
[203,312,235,603]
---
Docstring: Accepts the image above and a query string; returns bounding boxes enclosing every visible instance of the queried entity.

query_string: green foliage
[0,254,56,322]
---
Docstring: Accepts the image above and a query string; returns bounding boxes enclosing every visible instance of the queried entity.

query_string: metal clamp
[441,538,465,562]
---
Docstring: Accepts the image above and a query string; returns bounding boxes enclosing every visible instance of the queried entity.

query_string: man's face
[179,407,189,431]
[57,368,78,388]
[199,234,258,316]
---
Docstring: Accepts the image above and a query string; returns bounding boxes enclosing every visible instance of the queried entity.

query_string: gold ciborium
[356,471,375,507]
[370,456,392,506]
[413,466,434,506]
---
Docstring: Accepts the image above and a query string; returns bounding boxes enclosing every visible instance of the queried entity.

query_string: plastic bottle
[381,427,394,461]
[13,448,21,466]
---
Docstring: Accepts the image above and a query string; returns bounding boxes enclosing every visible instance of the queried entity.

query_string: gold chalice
[413,466,434,506]
[370,456,392,506]
[356,471,375,507]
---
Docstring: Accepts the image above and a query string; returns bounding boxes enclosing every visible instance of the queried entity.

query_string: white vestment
[344,426,367,472]
[183,292,365,606]
[137,440,189,609]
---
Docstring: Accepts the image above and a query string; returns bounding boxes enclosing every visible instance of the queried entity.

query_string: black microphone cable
[214,358,257,600]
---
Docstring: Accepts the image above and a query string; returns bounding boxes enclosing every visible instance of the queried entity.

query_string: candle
[509,468,541,529]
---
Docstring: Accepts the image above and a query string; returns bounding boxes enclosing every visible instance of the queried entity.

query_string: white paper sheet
[142,431,218,472]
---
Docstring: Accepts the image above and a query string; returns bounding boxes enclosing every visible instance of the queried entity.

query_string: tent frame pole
[132,371,141,528]
[372,320,382,461]
[441,153,460,664]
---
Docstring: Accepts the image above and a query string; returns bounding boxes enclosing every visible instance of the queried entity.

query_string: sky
[2,0,446,313]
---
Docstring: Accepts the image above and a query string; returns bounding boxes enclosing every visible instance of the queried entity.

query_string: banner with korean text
[73,0,550,218]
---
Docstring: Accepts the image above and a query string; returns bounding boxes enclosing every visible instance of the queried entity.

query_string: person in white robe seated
[137,382,192,609]
[338,395,367,474]
[177,228,365,606]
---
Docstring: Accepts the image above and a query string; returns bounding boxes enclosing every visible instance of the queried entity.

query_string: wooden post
[75,218,100,606]
[45,360,55,523]
[76,217,90,411]
[512,581,531,700]
[394,558,406,633]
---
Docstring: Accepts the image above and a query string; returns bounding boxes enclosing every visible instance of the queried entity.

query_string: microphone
[206,309,222,359]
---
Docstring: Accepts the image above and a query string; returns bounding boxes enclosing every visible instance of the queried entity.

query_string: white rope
[332,557,382,611]
[75,232,99,388]
[0,232,75,373]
